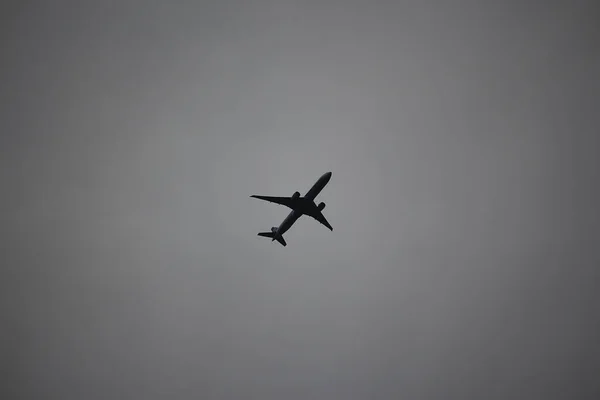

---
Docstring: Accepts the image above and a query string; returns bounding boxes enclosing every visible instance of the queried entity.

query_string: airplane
[251,171,333,246]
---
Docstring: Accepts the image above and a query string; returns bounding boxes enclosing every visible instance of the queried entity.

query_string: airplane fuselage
[304,171,332,201]
[272,171,332,242]
[274,209,301,238]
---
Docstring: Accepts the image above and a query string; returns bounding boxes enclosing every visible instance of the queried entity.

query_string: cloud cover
[2,1,599,399]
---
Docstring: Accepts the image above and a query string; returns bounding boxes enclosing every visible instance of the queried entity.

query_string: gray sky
[2,1,599,399]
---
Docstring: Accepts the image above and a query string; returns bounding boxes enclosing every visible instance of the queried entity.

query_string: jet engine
[318,202,326,211]
[292,191,300,200]
[271,227,278,233]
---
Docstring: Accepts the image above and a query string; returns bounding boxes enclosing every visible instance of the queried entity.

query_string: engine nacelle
[292,191,300,200]
[318,202,326,211]
[271,227,278,233]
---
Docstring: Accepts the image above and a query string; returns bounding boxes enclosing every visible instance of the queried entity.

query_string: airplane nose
[325,171,332,178]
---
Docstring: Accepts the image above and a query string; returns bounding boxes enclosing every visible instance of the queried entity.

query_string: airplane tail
[257,229,287,246]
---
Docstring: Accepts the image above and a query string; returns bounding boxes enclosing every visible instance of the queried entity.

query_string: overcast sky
[2,1,599,399]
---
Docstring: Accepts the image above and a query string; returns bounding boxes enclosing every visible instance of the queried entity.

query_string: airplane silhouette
[251,172,333,246]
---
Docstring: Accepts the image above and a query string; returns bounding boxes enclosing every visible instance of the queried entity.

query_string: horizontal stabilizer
[257,231,287,246]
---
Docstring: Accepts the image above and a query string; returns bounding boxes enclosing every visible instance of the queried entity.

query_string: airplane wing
[250,195,296,209]
[304,203,333,231]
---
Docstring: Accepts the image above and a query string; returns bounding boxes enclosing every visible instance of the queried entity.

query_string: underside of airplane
[251,172,333,246]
